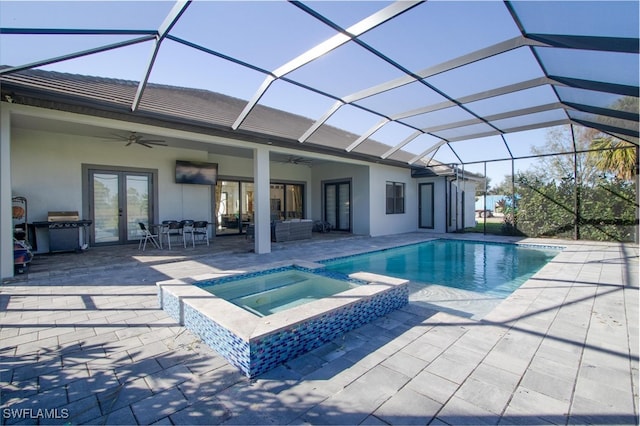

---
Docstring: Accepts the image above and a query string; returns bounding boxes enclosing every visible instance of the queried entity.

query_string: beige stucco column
[253,145,271,254]
[0,105,13,279]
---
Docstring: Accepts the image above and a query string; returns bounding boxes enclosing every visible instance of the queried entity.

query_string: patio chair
[180,220,195,248]
[192,220,209,246]
[138,222,160,251]
[161,220,182,249]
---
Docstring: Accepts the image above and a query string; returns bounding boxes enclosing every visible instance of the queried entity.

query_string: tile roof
[0,67,420,168]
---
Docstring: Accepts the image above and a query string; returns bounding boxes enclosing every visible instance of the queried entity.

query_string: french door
[87,168,155,245]
[324,181,351,232]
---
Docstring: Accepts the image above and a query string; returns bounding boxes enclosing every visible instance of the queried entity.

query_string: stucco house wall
[10,124,476,252]
[1,102,480,277]
[10,124,387,252]
[454,179,479,230]
[10,127,215,252]
[369,165,416,237]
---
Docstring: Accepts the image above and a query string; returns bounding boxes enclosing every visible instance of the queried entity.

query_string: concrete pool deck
[1,233,638,425]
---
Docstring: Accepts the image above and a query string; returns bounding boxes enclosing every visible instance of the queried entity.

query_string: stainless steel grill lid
[47,211,79,222]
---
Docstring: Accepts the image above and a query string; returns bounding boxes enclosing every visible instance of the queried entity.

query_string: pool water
[200,270,359,317]
[322,240,559,298]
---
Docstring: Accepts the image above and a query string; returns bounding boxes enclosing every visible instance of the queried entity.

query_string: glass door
[215,180,300,236]
[419,183,434,229]
[269,183,304,220]
[241,182,254,229]
[285,184,304,219]
[324,181,351,232]
[215,180,255,236]
[216,181,240,235]
[89,170,153,245]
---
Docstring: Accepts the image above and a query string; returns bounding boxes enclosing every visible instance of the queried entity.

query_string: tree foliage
[588,95,639,181]
[510,173,636,241]
[489,174,514,195]
[530,126,602,185]
[589,137,637,181]
[500,125,638,242]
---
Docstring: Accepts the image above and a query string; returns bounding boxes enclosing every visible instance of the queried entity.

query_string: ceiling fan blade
[99,132,166,148]
[100,133,127,141]
[285,156,312,165]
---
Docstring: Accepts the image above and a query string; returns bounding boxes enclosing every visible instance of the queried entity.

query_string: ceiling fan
[279,156,312,166]
[102,131,167,148]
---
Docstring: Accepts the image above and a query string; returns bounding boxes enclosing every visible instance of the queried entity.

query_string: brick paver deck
[1,233,637,425]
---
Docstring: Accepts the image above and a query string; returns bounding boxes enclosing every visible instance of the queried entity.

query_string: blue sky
[1,1,636,185]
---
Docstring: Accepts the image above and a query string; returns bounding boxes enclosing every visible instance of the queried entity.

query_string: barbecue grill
[34,212,92,253]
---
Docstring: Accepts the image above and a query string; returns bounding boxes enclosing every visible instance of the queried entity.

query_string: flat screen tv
[175,160,218,185]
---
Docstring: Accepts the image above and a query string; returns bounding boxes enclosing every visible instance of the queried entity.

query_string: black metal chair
[192,220,210,246]
[138,222,160,251]
[160,220,181,249]
[180,220,195,248]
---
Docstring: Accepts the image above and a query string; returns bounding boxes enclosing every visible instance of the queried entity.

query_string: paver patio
[1,233,637,425]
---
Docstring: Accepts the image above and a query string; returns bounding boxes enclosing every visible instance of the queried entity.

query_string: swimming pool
[199,270,361,317]
[322,239,560,299]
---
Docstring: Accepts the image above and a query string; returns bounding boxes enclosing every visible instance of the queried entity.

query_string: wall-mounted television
[175,160,218,185]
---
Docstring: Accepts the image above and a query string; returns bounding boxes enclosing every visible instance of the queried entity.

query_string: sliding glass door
[215,180,303,236]
[215,180,255,236]
[270,183,304,221]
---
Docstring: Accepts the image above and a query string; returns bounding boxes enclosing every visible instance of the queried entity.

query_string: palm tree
[588,96,639,181]
[589,137,638,181]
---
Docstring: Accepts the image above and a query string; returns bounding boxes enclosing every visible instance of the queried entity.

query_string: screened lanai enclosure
[1,0,638,242]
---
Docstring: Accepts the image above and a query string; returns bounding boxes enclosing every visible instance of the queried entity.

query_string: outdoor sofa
[271,219,313,242]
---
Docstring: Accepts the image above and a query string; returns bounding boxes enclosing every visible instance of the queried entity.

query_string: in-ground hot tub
[201,268,363,317]
[157,261,408,378]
